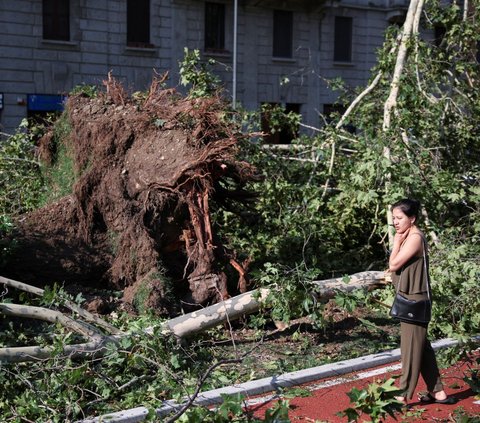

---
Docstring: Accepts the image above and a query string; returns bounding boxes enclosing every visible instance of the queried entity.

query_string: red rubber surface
[249,354,480,422]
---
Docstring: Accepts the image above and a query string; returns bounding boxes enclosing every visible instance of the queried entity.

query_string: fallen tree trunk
[0,336,122,363]
[0,303,104,340]
[0,271,386,362]
[312,270,386,297]
[162,271,386,338]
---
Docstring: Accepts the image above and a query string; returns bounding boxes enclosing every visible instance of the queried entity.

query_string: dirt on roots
[5,75,260,315]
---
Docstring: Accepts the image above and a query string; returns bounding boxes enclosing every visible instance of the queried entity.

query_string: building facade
[0,0,409,137]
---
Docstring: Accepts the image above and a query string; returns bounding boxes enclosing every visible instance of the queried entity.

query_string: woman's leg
[420,337,443,394]
[399,321,427,400]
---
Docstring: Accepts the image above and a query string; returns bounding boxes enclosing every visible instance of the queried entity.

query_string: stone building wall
[0,0,409,136]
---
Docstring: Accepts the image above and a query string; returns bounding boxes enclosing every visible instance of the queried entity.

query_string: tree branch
[0,275,122,335]
[0,303,103,340]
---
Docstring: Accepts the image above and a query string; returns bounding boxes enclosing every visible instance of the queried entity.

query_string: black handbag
[390,293,431,324]
[389,239,432,324]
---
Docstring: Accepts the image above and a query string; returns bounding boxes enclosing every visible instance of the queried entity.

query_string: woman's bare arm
[389,231,423,272]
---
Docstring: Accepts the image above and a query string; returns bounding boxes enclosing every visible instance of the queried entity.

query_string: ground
[197,304,401,386]
[249,351,480,422]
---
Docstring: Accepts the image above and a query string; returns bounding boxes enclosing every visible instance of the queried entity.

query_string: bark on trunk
[162,271,386,338]
[382,0,425,248]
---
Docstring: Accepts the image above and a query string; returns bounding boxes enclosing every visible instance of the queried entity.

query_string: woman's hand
[393,227,410,246]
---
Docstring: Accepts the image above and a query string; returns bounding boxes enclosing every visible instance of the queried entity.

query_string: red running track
[249,353,480,422]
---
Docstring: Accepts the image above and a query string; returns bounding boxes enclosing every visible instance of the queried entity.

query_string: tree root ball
[5,75,259,315]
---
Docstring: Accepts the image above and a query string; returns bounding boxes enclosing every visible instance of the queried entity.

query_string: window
[127,0,151,47]
[334,16,352,62]
[261,103,300,144]
[205,2,226,51]
[42,0,70,41]
[273,10,293,58]
[387,13,405,27]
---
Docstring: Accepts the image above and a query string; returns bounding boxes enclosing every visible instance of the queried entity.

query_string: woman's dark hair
[391,198,421,220]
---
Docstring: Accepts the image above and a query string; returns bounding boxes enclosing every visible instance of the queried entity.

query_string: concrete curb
[80,337,469,422]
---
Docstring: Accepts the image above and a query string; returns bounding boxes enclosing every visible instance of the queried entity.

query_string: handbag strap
[422,237,431,302]
[394,235,431,301]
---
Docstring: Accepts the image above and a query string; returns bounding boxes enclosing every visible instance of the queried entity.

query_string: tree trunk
[162,271,386,338]
[382,0,425,248]
[0,271,386,362]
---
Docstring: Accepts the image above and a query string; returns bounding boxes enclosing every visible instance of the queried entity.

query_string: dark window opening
[273,10,293,58]
[387,13,406,27]
[42,0,70,41]
[205,2,226,51]
[334,16,352,62]
[127,0,152,47]
[261,103,300,144]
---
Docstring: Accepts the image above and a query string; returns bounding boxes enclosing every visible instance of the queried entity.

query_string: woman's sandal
[418,392,458,404]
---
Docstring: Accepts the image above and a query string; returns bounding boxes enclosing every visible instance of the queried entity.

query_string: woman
[388,198,457,405]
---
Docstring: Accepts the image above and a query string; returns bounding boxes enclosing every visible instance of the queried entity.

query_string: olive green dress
[391,234,443,399]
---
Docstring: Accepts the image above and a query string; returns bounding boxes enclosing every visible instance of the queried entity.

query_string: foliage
[428,235,480,339]
[179,48,222,98]
[0,119,46,216]
[338,378,404,423]
[69,83,98,98]
[213,0,480,341]
[255,263,325,326]
[463,355,480,397]
[0,215,16,269]
[260,103,301,137]
[0,112,81,274]
[0,284,299,421]
[0,325,292,421]
[0,84,87,216]
[451,408,480,423]
[177,395,290,422]
[0,119,47,268]
[1,3,480,418]
[37,111,77,205]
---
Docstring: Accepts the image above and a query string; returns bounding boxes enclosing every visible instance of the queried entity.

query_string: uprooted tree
[1,0,479,337]
[0,1,479,421]
[3,75,260,313]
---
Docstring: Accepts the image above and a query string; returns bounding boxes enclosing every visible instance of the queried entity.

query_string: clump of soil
[5,75,259,315]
